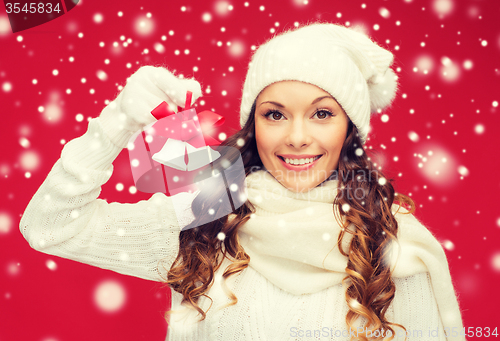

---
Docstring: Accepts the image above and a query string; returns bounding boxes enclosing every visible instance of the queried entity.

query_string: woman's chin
[280,179,322,193]
[267,169,329,192]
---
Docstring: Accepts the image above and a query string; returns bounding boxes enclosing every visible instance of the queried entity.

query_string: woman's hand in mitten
[99,65,202,148]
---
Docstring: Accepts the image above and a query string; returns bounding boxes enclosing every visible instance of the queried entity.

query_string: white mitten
[99,65,202,148]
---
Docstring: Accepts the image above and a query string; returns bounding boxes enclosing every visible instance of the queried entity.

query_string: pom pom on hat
[239,23,398,143]
[368,67,398,114]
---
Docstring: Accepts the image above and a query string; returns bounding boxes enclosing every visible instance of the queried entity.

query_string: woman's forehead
[256,81,332,103]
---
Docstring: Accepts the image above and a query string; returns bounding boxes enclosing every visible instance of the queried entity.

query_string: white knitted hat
[239,23,398,143]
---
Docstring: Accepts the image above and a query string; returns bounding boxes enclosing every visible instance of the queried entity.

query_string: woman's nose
[285,120,312,148]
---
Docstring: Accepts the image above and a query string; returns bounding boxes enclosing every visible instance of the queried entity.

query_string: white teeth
[283,156,320,165]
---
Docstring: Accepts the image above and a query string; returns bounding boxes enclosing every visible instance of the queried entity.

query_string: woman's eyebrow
[311,96,334,104]
[259,96,334,108]
[258,101,284,108]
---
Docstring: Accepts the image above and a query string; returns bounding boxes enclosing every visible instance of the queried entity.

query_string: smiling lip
[277,154,322,171]
[278,154,321,159]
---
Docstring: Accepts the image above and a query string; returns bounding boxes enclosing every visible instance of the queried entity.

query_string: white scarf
[234,170,464,339]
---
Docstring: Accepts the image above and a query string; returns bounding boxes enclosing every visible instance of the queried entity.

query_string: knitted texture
[239,23,398,143]
[20,119,184,281]
[238,170,465,339]
[167,261,446,340]
[20,118,464,341]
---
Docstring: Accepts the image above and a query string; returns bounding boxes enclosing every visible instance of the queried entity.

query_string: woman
[20,23,464,340]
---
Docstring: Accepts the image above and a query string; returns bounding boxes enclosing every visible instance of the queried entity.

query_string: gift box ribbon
[143,92,225,170]
[150,91,225,145]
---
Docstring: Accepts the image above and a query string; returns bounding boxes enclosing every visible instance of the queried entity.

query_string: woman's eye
[314,110,334,119]
[264,111,284,121]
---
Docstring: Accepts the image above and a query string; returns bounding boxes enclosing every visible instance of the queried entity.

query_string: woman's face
[254,81,349,192]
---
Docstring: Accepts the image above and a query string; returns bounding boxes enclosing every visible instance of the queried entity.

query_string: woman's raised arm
[19,66,201,282]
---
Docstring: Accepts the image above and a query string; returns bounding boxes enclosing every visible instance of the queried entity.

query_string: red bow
[150,92,225,147]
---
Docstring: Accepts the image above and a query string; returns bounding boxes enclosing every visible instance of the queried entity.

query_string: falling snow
[439,56,460,82]
[457,165,469,176]
[19,151,41,171]
[94,280,127,313]
[474,124,485,134]
[432,0,454,17]
[379,8,390,18]
[0,14,10,35]
[442,240,455,251]
[492,253,500,272]
[134,15,155,36]
[45,259,58,271]
[1,0,499,339]
[0,212,13,234]
[2,82,12,92]
[408,131,420,142]
[415,55,434,74]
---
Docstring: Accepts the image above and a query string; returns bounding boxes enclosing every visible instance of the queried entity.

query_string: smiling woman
[20,22,465,341]
[255,81,349,192]
[166,23,464,340]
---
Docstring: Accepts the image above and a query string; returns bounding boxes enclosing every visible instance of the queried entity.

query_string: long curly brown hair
[161,102,415,340]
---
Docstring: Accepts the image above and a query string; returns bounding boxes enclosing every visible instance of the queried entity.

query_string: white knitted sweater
[20,118,464,341]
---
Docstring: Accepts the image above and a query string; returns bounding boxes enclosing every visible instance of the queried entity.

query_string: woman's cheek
[255,127,275,165]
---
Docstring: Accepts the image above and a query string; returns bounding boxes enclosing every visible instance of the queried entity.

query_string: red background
[1,0,499,340]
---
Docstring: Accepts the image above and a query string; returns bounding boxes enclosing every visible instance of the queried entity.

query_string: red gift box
[127,92,247,229]
[127,92,245,201]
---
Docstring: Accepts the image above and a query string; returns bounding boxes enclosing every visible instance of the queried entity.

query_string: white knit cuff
[61,118,123,172]
[98,102,139,149]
